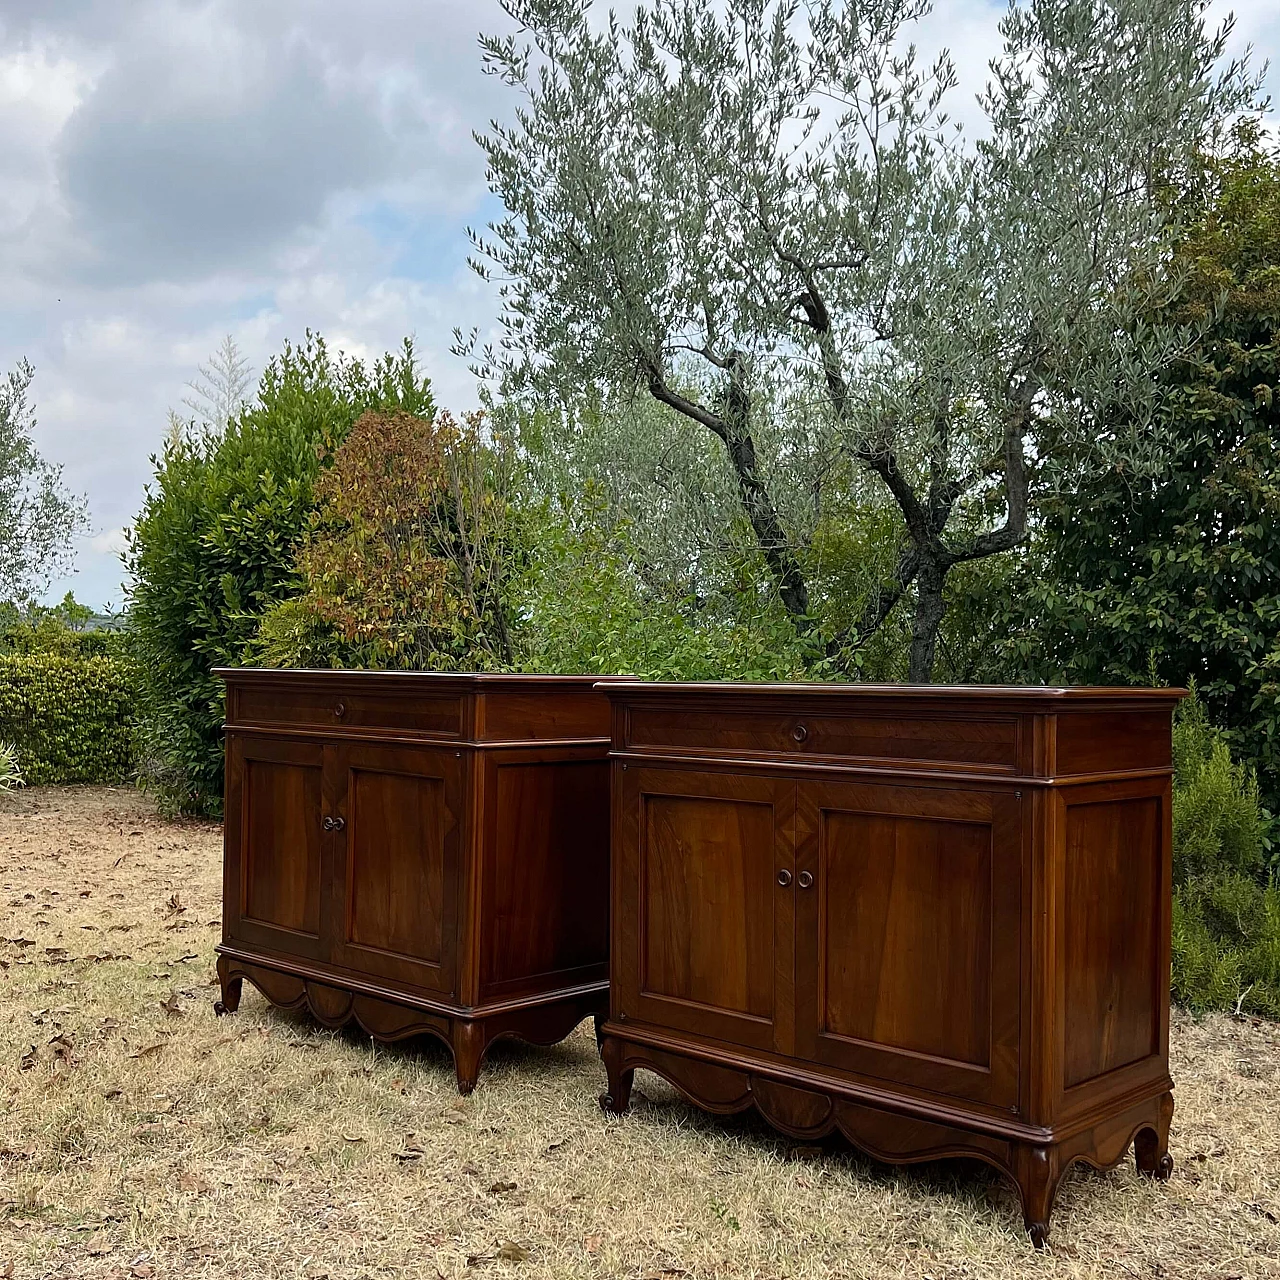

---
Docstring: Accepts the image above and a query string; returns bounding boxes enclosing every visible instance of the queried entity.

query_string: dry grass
[1,786,1278,1280]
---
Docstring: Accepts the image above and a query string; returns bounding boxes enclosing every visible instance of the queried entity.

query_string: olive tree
[465,0,1259,680]
[0,360,89,602]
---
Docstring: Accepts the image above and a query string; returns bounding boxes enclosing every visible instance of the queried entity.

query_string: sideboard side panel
[478,751,610,1002]
[1054,775,1172,1117]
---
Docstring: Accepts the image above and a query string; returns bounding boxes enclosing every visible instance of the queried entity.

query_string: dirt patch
[1,785,1278,1278]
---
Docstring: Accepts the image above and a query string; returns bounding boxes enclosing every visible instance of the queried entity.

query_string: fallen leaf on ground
[394,1134,425,1161]
[18,1045,36,1071]
[160,988,183,1017]
[498,1242,530,1263]
[48,1033,76,1067]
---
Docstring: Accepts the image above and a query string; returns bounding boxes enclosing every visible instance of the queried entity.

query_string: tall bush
[126,334,434,816]
[1171,690,1280,1018]
[249,409,517,672]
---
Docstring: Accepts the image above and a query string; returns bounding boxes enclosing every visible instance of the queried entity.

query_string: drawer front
[625,704,1020,774]
[231,684,463,738]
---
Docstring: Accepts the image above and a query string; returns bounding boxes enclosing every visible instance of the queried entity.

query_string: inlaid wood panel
[1063,796,1161,1087]
[625,706,1019,772]
[480,758,609,998]
[819,810,992,1066]
[234,683,462,737]
[243,755,322,936]
[480,687,613,742]
[1055,710,1173,777]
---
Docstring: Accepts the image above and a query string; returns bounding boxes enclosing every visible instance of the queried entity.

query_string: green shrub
[126,333,434,816]
[1171,690,1280,1017]
[0,652,135,784]
[1172,692,1268,882]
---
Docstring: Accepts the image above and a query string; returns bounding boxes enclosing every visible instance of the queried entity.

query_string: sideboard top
[598,680,1187,706]
[215,667,621,688]
[216,667,620,745]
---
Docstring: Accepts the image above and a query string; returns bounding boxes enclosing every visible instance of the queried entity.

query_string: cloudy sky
[1,0,1276,610]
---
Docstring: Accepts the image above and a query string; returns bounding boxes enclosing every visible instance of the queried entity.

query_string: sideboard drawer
[624,704,1020,773]
[231,684,463,738]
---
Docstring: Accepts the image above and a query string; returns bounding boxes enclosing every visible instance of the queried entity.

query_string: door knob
[797,870,814,889]
[322,816,345,832]
[777,869,793,887]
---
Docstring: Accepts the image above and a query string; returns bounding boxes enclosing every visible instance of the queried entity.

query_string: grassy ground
[1,786,1278,1280]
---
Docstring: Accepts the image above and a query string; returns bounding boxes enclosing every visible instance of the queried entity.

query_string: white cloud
[89,527,127,556]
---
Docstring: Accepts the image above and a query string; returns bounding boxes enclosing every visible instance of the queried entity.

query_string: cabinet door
[613,766,795,1055]
[224,733,326,962]
[328,742,462,997]
[795,781,1022,1109]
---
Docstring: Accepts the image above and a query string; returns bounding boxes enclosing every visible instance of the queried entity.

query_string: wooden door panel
[347,769,446,964]
[330,743,462,997]
[643,793,776,1019]
[797,782,1021,1109]
[819,810,992,1066]
[224,734,326,961]
[615,767,794,1054]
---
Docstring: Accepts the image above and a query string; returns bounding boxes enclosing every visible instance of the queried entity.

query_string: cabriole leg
[599,1035,634,1115]
[452,1019,487,1096]
[214,955,242,1016]
[1135,1091,1175,1180]
[1015,1143,1063,1249]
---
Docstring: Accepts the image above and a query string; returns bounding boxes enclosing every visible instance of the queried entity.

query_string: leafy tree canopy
[0,360,89,603]
[466,0,1261,679]
[980,131,1280,802]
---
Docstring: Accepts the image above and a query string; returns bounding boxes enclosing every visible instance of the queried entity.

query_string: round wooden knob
[791,723,808,743]
[777,869,793,887]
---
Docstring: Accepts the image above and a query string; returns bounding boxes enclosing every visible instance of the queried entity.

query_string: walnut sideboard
[214,668,613,1092]
[597,681,1184,1245]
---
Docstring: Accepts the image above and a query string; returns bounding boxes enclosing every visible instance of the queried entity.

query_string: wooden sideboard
[214,668,613,1092]
[597,681,1184,1246]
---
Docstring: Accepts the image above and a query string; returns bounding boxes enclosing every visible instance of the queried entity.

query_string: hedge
[0,652,136,784]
